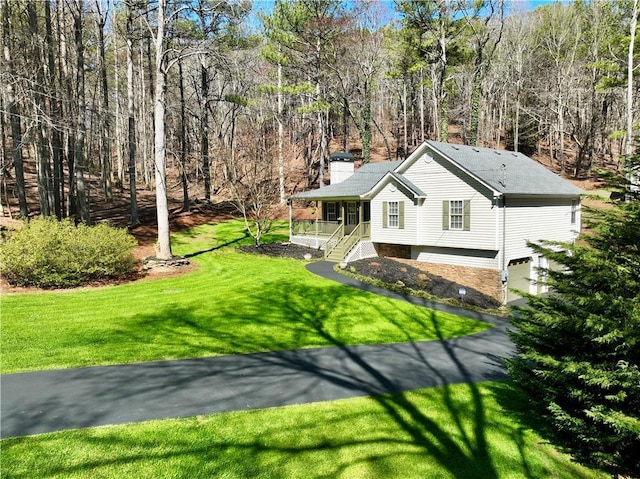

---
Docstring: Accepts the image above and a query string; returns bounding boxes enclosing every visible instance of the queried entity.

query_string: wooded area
[1,0,638,257]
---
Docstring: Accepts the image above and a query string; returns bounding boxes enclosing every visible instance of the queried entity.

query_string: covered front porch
[289,199,372,260]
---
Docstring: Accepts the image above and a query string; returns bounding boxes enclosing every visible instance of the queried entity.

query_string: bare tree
[533,3,581,174]
[226,126,280,246]
[459,0,505,146]
[328,0,386,163]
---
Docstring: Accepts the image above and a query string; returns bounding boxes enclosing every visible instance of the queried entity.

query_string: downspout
[315,201,319,237]
[501,194,508,304]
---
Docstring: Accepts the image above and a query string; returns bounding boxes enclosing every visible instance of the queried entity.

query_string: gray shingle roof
[424,141,584,196]
[290,160,403,200]
[290,142,584,201]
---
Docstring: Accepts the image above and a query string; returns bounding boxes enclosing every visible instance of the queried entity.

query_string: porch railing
[291,219,341,237]
[323,224,344,258]
[325,221,370,261]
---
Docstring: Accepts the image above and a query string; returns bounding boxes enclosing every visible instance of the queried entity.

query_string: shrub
[0,218,137,288]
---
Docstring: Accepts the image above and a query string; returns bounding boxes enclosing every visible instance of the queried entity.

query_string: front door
[345,202,358,234]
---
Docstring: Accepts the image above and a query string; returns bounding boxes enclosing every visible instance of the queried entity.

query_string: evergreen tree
[507,167,640,477]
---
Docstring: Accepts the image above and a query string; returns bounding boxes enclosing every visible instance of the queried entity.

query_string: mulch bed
[243,243,501,310]
[347,257,501,309]
[239,242,325,260]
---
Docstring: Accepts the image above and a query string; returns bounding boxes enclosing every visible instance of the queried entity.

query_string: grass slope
[1,221,488,373]
[1,382,606,479]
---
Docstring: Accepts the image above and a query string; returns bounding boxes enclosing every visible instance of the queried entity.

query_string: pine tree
[507,171,640,477]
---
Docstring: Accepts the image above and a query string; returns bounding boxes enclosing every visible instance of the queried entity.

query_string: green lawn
[0,220,608,478]
[1,382,606,479]
[1,220,489,373]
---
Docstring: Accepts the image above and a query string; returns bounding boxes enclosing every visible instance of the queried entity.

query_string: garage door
[507,257,532,303]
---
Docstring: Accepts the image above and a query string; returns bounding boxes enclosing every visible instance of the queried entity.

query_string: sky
[249,0,568,27]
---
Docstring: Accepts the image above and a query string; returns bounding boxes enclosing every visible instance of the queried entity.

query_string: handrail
[338,222,368,258]
[325,222,370,261]
[323,224,344,258]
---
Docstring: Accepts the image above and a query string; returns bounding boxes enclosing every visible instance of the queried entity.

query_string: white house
[289,141,583,302]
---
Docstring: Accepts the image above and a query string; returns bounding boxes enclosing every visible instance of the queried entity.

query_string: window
[326,202,337,221]
[450,200,463,230]
[442,200,470,231]
[346,202,357,225]
[388,201,399,228]
[382,201,404,229]
[571,199,579,225]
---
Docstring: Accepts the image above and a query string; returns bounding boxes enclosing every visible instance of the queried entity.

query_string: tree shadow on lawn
[1,274,553,478]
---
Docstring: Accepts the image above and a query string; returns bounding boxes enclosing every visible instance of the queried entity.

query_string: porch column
[288,199,292,239]
[315,201,319,237]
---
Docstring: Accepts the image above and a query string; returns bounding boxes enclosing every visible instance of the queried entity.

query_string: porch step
[325,250,344,262]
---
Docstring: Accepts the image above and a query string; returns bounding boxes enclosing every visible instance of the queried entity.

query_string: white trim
[449,199,464,230]
[363,171,427,201]
[388,201,399,228]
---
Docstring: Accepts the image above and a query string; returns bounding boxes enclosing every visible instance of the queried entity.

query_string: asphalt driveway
[1,262,514,438]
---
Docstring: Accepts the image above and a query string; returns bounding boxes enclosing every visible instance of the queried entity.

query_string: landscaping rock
[143,256,191,273]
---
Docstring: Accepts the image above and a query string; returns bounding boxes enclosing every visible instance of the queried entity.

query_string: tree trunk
[0,89,6,217]
[403,81,408,156]
[342,98,349,152]
[27,1,53,217]
[626,0,638,156]
[95,0,112,201]
[2,0,28,217]
[73,0,90,223]
[154,0,172,260]
[178,59,189,212]
[126,3,139,225]
[46,0,63,218]
[419,68,425,143]
[200,58,211,202]
[469,62,483,146]
[59,5,76,218]
[316,36,326,188]
[438,22,449,142]
[277,60,285,204]
[114,30,124,188]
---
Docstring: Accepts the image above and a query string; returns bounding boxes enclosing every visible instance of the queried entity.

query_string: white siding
[501,197,581,263]
[402,152,498,250]
[370,183,418,245]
